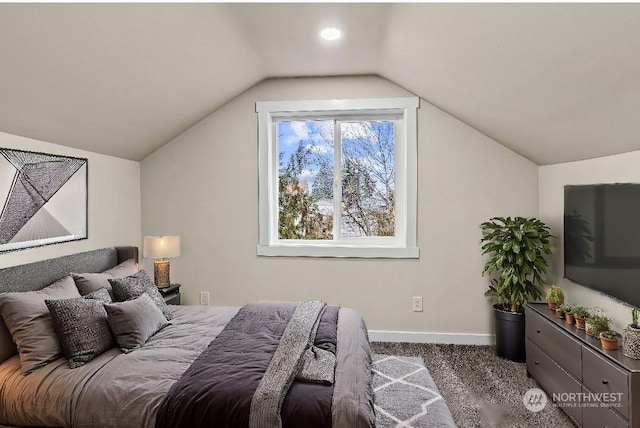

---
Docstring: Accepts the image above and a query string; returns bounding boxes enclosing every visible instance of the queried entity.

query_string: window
[257,97,419,258]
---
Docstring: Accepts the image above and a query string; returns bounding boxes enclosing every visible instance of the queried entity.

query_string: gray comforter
[157,301,335,428]
[0,305,374,428]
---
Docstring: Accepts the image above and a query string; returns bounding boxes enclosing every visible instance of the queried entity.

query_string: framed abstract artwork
[0,148,88,253]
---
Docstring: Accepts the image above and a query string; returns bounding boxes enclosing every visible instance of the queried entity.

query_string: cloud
[279,121,313,147]
[279,120,334,147]
[306,144,332,155]
[292,121,311,137]
[341,122,374,140]
[299,168,318,183]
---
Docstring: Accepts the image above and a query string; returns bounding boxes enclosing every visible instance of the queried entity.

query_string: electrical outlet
[413,296,423,312]
[200,291,210,306]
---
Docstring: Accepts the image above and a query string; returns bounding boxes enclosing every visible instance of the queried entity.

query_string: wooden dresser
[526,303,640,427]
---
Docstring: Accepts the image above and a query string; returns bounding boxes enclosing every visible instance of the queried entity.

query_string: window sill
[256,245,419,259]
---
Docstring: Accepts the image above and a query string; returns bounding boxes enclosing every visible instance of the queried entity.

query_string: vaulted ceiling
[1,3,639,165]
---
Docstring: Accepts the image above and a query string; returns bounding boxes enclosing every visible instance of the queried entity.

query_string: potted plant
[481,216,553,362]
[600,331,619,351]
[546,286,564,310]
[623,308,640,359]
[556,303,571,320]
[585,314,611,337]
[573,306,590,330]
[564,305,576,325]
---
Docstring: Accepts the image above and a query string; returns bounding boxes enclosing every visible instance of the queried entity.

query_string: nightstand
[159,283,181,305]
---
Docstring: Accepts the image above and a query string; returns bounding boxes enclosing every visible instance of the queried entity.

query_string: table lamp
[143,236,180,288]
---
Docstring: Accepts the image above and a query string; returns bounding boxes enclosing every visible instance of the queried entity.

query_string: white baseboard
[368,330,495,345]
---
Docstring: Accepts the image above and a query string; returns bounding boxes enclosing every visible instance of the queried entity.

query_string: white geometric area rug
[373,355,456,428]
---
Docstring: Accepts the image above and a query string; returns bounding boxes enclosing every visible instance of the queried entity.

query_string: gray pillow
[0,276,81,374]
[45,291,115,368]
[104,293,169,353]
[0,316,17,364]
[109,270,172,320]
[72,258,138,296]
[0,285,112,365]
[84,288,113,303]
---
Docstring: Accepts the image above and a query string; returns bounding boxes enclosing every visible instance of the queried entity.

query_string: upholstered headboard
[0,247,138,294]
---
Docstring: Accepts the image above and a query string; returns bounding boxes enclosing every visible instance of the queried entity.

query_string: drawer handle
[536,330,541,334]
[534,361,539,365]
[602,379,609,385]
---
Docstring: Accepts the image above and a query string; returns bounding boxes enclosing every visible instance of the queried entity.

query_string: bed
[0,247,375,428]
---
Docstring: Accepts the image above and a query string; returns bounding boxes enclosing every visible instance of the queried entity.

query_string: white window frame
[256,97,419,258]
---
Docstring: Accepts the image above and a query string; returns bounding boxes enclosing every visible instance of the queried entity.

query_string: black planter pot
[493,304,526,362]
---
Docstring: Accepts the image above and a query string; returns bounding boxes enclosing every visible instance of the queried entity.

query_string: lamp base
[154,260,171,288]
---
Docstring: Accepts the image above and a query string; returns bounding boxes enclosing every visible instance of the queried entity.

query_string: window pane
[341,121,395,237]
[277,120,334,240]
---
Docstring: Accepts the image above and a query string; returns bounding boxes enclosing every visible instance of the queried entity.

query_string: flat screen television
[564,183,640,307]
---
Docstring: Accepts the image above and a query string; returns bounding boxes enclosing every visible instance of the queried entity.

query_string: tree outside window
[277,120,395,240]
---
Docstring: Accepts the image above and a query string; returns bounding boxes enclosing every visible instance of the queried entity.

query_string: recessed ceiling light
[320,27,341,41]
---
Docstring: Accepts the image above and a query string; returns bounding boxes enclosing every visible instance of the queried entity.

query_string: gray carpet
[373,355,455,427]
[371,342,575,428]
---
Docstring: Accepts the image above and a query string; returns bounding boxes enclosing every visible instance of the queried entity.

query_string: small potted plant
[556,303,576,325]
[556,303,571,319]
[573,306,590,330]
[623,308,640,359]
[546,285,564,310]
[600,331,619,351]
[564,306,576,325]
[586,314,611,337]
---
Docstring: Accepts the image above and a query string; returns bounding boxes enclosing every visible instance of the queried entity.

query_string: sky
[277,119,395,194]
[277,120,334,188]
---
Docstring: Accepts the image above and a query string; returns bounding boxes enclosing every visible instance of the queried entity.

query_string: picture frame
[0,148,88,253]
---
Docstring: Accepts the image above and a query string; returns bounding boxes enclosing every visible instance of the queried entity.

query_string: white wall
[141,75,539,338]
[0,131,141,268]
[539,150,640,332]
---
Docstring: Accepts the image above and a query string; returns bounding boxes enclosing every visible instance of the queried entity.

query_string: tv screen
[564,183,640,307]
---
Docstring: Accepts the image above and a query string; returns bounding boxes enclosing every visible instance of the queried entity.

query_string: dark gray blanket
[155,302,339,428]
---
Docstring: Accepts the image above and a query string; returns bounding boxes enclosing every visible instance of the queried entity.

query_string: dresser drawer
[582,402,628,428]
[583,346,629,420]
[527,339,582,424]
[526,307,582,380]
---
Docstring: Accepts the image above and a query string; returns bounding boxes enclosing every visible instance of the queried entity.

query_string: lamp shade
[143,236,181,259]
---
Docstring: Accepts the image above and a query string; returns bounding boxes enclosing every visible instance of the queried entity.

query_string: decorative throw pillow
[83,288,113,304]
[109,270,172,320]
[0,317,17,364]
[104,293,169,353]
[72,258,138,296]
[45,291,115,369]
[0,276,81,374]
